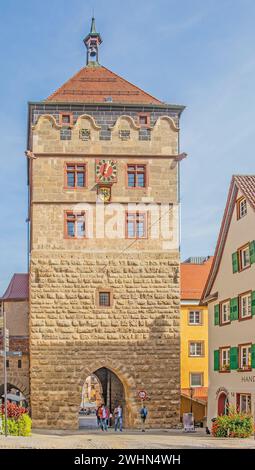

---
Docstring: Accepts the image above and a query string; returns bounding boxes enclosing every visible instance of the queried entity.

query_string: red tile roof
[46,65,163,104]
[202,175,255,301]
[181,387,208,404]
[1,274,29,301]
[181,257,213,301]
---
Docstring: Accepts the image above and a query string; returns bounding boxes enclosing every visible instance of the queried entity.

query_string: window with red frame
[138,114,150,127]
[66,163,86,188]
[126,212,147,238]
[60,113,73,126]
[236,393,251,413]
[65,212,86,238]
[127,165,146,188]
[239,344,252,370]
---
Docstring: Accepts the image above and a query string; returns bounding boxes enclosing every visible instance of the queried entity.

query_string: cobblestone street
[0,429,255,449]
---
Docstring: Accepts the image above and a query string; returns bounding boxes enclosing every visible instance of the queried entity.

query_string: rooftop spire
[84,17,102,66]
[90,16,97,34]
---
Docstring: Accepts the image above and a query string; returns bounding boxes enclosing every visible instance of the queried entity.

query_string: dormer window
[237,197,247,219]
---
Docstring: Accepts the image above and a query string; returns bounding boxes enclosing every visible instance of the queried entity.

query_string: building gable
[202,175,255,301]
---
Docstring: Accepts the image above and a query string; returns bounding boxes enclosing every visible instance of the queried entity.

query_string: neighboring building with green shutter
[202,175,255,428]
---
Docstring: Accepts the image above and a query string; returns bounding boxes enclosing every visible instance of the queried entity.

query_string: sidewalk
[0,428,255,449]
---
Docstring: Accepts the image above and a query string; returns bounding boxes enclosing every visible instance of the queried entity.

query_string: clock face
[95,159,117,183]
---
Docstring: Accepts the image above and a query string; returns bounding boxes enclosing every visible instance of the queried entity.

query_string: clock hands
[103,161,110,175]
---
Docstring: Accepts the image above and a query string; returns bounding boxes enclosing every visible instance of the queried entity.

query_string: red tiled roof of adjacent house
[202,175,255,301]
[181,257,213,301]
[1,274,29,301]
[181,387,208,404]
[46,65,163,104]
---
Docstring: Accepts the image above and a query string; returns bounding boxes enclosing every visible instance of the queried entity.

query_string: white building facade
[202,175,255,427]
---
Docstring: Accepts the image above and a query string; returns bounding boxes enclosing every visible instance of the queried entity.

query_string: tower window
[65,212,86,239]
[60,112,73,127]
[6,360,9,368]
[126,212,147,239]
[99,291,111,307]
[127,164,146,188]
[138,113,150,127]
[65,163,87,189]
[18,359,22,369]
[60,128,72,140]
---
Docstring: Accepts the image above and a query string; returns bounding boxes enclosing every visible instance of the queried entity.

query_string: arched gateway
[79,366,135,428]
[78,362,137,428]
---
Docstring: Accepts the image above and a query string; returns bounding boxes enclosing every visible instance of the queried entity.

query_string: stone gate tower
[27,18,185,429]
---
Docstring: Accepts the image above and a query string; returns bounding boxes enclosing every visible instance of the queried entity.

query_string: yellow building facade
[180,305,208,390]
[180,257,212,424]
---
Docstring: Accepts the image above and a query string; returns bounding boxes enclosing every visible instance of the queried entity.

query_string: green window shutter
[252,345,255,369]
[250,241,255,264]
[214,304,220,325]
[214,350,220,371]
[230,297,239,321]
[252,291,255,316]
[232,252,239,273]
[230,346,239,370]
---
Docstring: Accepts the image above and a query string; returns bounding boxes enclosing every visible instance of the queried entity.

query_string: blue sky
[0,0,255,292]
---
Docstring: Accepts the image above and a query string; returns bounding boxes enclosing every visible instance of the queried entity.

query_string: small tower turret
[83,17,102,65]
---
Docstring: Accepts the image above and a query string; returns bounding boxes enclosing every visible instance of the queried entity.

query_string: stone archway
[0,382,29,408]
[78,360,137,429]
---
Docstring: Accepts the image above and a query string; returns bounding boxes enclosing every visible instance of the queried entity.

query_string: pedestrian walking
[101,405,109,431]
[114,404,123,432]
[140,404,148,432]
[96,404,102,430]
